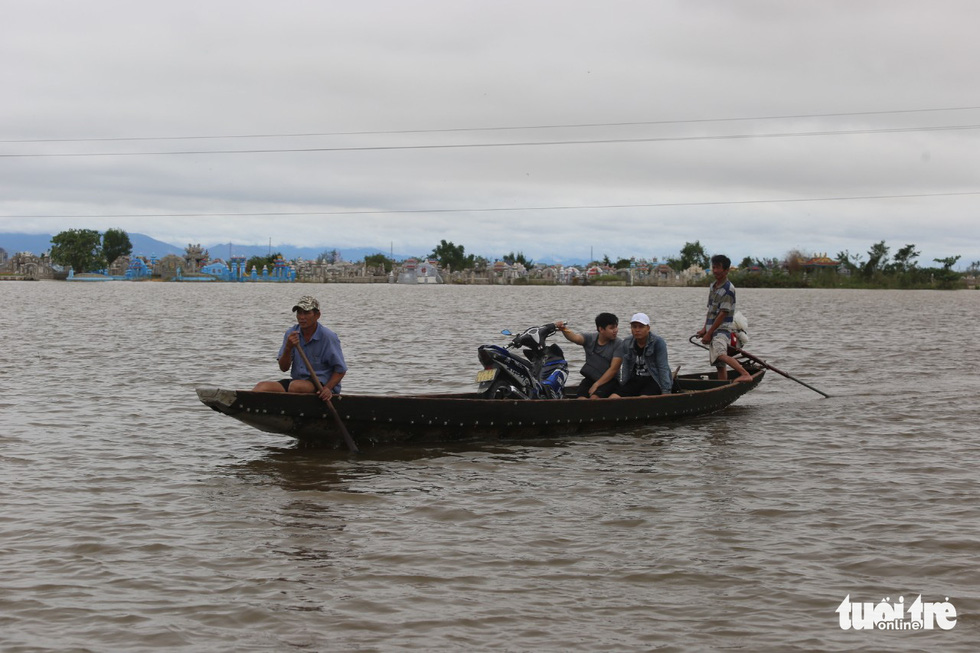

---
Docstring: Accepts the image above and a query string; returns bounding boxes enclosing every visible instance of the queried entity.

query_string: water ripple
[1,282,978,651]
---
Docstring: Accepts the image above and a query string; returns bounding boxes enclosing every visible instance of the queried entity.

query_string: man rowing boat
[696,254,752,383]
[252,295,347,402]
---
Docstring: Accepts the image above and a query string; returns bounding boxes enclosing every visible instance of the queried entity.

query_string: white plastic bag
[732,311,749,347]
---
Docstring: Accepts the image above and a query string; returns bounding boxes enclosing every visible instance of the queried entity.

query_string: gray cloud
[2,0,979,266]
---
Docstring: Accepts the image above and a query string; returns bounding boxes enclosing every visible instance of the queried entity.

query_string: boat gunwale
[210,366,764,404]
[195,365,765,446]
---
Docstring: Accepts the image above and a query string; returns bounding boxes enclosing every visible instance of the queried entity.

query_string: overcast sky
[2,0,978,266]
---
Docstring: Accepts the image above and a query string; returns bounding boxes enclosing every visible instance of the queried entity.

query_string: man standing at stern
[696,254,752,382]
[253,295,347,402]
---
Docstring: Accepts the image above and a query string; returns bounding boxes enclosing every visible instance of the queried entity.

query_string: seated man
[252,295,347,403]
[554,312,621,398]
[590,312,672,397]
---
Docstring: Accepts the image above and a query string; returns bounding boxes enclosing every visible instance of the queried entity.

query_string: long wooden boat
[196,363,765,448]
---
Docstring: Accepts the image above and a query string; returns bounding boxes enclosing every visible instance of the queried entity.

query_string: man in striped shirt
[697,254,752,382]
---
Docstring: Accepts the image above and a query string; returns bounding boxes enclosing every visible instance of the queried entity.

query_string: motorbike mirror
[500,329,513,336]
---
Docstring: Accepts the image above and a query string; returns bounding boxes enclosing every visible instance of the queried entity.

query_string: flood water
[1,281,978,651]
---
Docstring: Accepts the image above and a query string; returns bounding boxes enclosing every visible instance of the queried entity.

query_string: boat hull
[197,366,765,448]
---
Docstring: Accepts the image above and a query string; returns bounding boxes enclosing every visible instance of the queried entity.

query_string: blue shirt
[278,323,347,392]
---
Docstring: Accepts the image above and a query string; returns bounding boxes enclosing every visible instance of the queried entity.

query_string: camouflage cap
[292,295,320,312]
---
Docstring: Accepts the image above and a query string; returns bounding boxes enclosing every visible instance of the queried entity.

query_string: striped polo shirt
[705,280,736,336]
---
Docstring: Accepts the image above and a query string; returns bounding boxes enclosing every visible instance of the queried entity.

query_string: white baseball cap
[630,312,650,325]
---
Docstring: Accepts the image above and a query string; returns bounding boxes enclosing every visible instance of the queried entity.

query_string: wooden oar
[731,346,830,398]
[293,336,360,453]
[688,335,830,398]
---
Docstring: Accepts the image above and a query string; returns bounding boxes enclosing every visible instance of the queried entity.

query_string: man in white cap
[587,312,672,397]
[252,295,347,402]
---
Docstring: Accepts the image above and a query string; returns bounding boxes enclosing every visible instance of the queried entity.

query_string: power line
[6,191,979,219]
[3,123,980,159]
[4,105,980,144]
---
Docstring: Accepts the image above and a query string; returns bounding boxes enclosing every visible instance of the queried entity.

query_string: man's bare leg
[719,355,752,382]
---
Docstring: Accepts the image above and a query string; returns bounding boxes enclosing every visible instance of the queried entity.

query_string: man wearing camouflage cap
[253,295,347,402]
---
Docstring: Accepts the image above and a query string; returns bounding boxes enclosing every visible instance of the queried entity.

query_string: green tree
[503,251,534,268]
[739,256,754,269]
[682,240,710,269]
[863,240,890,278]
[934,255,961,271]
[50,228,103,273]
[363,253,394,273]
[667,240,710,272]
[931,255,962,289]
[246,252,283,273]
[614,258,632,269]
[890,243,920,273]
[835,250,863,275]
[102,228,133,268]
[428,240,475,271]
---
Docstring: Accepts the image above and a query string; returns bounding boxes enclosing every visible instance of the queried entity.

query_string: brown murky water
[1,281,977,651]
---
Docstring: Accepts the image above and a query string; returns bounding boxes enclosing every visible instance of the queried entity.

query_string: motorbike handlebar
[506,323,559,349]
[499,323,563,349]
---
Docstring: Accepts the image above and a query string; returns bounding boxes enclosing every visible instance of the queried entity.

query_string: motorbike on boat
[476,323,569,399]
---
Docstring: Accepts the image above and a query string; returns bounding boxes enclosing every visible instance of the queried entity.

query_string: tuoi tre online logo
[837,595,957,631]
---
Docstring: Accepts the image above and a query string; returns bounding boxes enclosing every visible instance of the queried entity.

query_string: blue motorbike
[476,323,569,399]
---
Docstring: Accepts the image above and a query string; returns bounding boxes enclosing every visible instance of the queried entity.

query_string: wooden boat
[196,363,765,448]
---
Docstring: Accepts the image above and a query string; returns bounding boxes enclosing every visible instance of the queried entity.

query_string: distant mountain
[0,233,58,256]
[129,234,185,257]
[0,232,411,262]
[204,241,408,262]
[535,254,589,267]
[0,232,589,266]
[0,232,184,258]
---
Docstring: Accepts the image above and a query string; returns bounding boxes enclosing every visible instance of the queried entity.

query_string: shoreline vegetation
[1,232,977,290]
[5,274,974,290]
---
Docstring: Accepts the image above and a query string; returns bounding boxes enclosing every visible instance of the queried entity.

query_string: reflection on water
[1,281,979,651]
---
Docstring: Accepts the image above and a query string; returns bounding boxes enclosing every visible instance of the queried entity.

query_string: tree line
[49,228,133,273]
[363,240,533,273]
[46,229,974,289]
[732,240,972,290]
